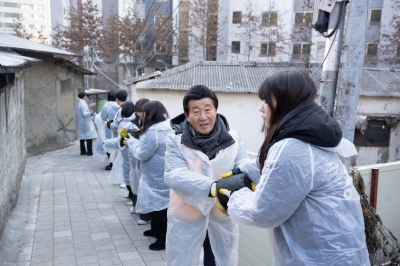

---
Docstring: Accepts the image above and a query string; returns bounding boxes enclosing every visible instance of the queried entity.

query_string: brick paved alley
[0,142,169,266]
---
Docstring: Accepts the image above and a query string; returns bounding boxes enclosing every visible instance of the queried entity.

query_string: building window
[155,43,167,54]
[354,120,390,147]
[396,44,400,57]
[292,43,311,59]
[262,12,277,27]
[370,9,382,26]
[232,11,242,24]
[316,42,325,63]
[135,42,144,52]
[260,43,276,56]
[231,41,241,53]
[61,79,72,95]
[366,43,378,56]
[294,12,313,26]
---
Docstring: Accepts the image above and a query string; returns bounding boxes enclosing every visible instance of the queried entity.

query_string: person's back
[100,92,120,140]
[261,138,368,265]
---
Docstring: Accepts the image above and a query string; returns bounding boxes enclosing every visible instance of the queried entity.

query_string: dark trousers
[203,232,216,266]
[150,208,168,244]
[126,186,150,221]
[80,139,92,154]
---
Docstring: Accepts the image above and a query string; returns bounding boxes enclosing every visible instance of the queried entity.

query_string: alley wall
[0,71,26,237]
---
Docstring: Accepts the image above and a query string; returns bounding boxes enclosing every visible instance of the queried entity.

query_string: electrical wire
[321,1,346,38]
[309,29,338,77]
[93,65,128,90]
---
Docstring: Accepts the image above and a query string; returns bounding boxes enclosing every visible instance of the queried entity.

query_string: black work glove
[127,129,140,139]
[210,173,255,215]
[120,137,125,147]
[106,120,113,129]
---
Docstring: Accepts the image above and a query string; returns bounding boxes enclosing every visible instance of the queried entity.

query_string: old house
[0,34,94,238]
[125,60,400,166]
[0,34,96,153]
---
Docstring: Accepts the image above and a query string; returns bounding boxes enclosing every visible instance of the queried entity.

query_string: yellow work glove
[211,173,256,216]
[120,127,128,139]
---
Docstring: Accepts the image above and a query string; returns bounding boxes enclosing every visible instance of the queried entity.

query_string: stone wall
[19,52,84,152]
[0,71,26,237]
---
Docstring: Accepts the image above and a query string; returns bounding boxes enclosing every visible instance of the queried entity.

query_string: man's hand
[211,173,255,215]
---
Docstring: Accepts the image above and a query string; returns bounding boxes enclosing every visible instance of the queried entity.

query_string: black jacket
[170,113,235,160]
[266,101,342,157]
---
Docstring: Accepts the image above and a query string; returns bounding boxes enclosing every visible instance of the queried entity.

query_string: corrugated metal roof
[0,34,79,57]
[132,61,400,98]
[0,50,41,73]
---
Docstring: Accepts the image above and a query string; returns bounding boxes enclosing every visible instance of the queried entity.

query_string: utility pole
[318,1,346,117]
[334,0,369,169]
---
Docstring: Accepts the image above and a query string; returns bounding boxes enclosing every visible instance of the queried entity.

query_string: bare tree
[97,8,120,60]
[52,0,102,54]
[291,0,314,70]
[380,0,400,68]
[12,15,32,39]
[186,0,227,61]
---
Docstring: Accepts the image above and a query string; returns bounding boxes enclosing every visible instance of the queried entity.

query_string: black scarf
[188,115,222,156]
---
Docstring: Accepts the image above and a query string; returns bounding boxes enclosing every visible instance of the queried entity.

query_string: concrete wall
[357,161,400,262]
[0,71,27,238]
[19,51,83,152]
[131,88,265,153]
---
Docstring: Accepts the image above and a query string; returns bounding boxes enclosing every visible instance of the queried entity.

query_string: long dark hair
[258,70,317,172]
[140,101,169,136]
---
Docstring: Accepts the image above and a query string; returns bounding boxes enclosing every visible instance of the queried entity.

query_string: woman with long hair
[123,101,171,251]
[215,71,369,265]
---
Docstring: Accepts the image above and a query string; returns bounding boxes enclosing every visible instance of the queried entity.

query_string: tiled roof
[0,34,79,57]
[128,61,400,98]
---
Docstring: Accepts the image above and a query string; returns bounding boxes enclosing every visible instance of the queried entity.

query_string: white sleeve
[228,139,313,228]
[127,130,158,162]
[164,134,214,215]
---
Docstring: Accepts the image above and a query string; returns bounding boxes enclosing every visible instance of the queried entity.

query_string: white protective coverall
[229,138,370,266]
[127,120,172,214]
[125,122,141,195]
[164,130,250,266]
[93,113,106,162]
[75,98,97,140]
[103,116,134,185]
[100,101,120,139]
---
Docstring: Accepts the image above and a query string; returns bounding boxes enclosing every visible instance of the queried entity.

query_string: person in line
[164,85,249,265]
[220,70,369,265]
[100,92,120,170]
[123,101,171,250]
[75,92,97,156]
[125,98,151,224]
[106,89,128,187]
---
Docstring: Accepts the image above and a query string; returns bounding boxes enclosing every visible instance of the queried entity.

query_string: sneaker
[149,241,165,251]
[143,230,154,237]
[138,219,151,225]
[123,194,129,198]
[80,152,87,155]
[129,207,136,214]
[126,201,133,206]
[119,184,127,188]
[105,163,113,170]
[87,153,93,156]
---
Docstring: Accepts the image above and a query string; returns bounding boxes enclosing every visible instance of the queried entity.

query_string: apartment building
[172,0,400,67]
[0,0,51,39]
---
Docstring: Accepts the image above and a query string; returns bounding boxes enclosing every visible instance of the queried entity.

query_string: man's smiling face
[185,97,217,135]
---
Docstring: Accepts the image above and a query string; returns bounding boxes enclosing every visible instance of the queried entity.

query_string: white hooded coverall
[164,130,250,266]
[230,138,370,266]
